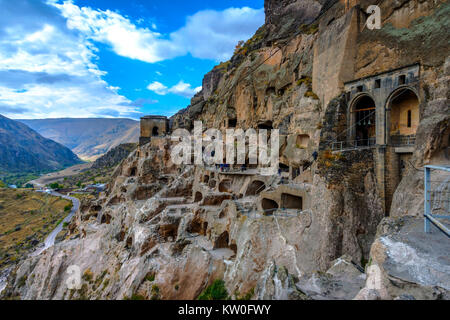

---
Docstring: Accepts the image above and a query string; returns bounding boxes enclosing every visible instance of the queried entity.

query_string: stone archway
[152,126,159,136]
[387,87,419,145]
[349,94,376,145]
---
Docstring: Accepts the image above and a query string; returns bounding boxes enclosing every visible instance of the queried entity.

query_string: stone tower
[139,115,170,145]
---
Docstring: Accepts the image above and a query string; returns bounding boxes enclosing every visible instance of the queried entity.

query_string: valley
[0,189,72,273]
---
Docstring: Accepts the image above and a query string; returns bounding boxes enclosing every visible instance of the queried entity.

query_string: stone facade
[139,115,170,145]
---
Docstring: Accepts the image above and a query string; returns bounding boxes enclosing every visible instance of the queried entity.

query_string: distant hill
[0,115,81,174]
[20,118,139,161]
[92,143,137,169]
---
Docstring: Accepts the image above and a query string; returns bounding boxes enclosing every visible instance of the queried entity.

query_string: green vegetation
[151,284,160,300]
[48,182,64,189]
[236,287,255,300]
[299,23,319,35]
[82,269,94,283]
[197,280,229,300]
[145,272,155,282]
[0,189,72,270]
[18,275,27,288]
[0,181,6,188]
[304,91,319,100]
[64,204,73,212]
[0,172,40,188]
[296,76,312,87]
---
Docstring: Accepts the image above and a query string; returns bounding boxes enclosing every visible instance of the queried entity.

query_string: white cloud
[0,0,150,119]
[147,80,202,98]
[147,81,168,95]
[52,1,264,63]
[170,7,265,61]
[0,0,263,119]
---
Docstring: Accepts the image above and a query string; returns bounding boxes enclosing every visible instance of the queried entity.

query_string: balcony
[390,135,416,147]
[330,138,376,152]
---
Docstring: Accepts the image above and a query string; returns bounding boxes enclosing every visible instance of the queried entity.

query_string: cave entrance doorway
[261,198,278,213]
[194,192,203,202]
[214,231,229,249]
[281,193,302,210]
[258,120,273,130]
[219,179,232,193]
[245,180,266,196]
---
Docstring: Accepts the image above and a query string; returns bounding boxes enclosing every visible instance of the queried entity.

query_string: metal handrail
[331,138,376,151]
[424,165,450,237]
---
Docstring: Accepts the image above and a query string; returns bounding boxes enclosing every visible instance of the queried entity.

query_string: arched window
[152,126,159,136]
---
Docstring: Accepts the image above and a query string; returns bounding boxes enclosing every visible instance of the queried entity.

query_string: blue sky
[0,0,264,119]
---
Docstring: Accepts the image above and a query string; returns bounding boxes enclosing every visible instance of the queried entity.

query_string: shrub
[151,284,160,300]
[236,287,255,300]
[304,91,319,100]
[145,272,155,282]
[296,76,312,87]
[130,294,146,300]
[18,275,27,288]
[197,280,229,300]
[82,269,94,282]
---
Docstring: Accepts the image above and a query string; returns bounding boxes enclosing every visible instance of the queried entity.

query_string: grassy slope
[0,189,71,268]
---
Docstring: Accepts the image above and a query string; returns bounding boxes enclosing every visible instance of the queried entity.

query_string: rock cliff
[2,0,449,300]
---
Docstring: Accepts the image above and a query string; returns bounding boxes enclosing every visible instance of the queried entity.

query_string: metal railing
[330,138,376,151]
[391,135,416,147]
[424,165,450,237]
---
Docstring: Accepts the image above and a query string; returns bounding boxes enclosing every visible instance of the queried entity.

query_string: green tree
[197,280,229,300]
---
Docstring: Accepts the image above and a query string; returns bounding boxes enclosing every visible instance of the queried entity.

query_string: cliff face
[2,0,449,300]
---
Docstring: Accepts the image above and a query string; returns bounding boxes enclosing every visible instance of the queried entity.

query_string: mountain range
[0,115,81,174]
[19,118,139,161]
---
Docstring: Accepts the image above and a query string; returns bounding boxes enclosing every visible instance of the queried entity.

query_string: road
[33,191,80,256]
[0,190,79,295]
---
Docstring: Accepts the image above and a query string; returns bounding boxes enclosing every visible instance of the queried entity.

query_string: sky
[0,0,264,119]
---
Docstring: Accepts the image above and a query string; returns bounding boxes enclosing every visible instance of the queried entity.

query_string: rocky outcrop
[91,143,137,170]
[355,217,450,300]
[2,0,449,300]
